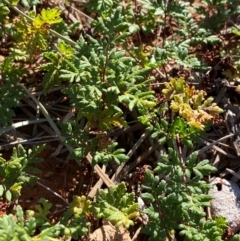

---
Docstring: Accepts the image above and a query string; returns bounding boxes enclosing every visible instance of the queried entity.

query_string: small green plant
[141,148,224,241]
[0,182,139,240]
[146,113,205,148]
[194,0,240,32]
[60,183,139,238]
[60,195,91,239]
[0,144,44,201]
[0,57,25,126]
[9,6,63,61]
[0,203,64,241]
[162,77,223,129]
[93,182,139,228]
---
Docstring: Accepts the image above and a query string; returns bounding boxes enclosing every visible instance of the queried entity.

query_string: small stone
[209,177,240,232]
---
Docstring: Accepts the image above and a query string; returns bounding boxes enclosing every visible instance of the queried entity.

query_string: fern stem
[153,189,176,241]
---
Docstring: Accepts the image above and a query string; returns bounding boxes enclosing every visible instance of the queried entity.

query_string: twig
[51,112,74,157]
[112,131,149,182]
[21,105,56,136]
[115,142,160,183]
[184,133,234,161]
[66,4,94,24]
[199,137,237,159]
[86,153,114,187]
[37,180,69,205]
[26,173,69,205]
[58,4,79,25]
[0,119,50,135]
[21,84,73,151]
[0,135,58,149]
[88,165,110,199]
[226,168,240,180]
[131,224,143,241]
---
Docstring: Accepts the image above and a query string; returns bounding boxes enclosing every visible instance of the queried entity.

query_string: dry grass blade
[112,131,149,182]
[0,119,50,135]
[115,142,160,183]
[184,134,234,161]
[199,137,237,159]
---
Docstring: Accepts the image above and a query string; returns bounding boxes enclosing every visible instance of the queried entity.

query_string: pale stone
[209,177,240,232]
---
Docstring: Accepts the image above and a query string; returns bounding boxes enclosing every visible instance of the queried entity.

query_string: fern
[141,148,223,240]
[60,195,91,239]
[0,145,44,201]
[0,57,25,126]
[93,182,139,228]
[93,142,129,165]
[0,205,64,241]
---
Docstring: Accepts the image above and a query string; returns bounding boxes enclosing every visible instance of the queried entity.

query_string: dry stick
[111,131,149,183]
[115,142,160,183]
[212,137,229,168]
[110,123,144,137]
[225,168,240,180]
[21,85,114,188]
[51,112,74,157]
[184,133,234,161]
[0,119,50,135]
[58,4,79,25]
[199,137,237,159]
[21,105,56,135]
[214,86,228,105]
[68,5,94,22]
[231,168,240,183]
[0,136,59,149]
[86,153,114,187]
[21,85,73,152]
[148,137,160,161]
[33,95,41,136]
[25,173,69,205]
[88,165,107,199]
[36,180,69,205]
[132,224,144,241]
[30,86,63,96]
[210,139,235,149]
[60,2,94,27]
[206,180,212,220]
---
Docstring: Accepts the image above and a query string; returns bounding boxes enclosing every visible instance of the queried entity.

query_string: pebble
[209,177,240,233]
